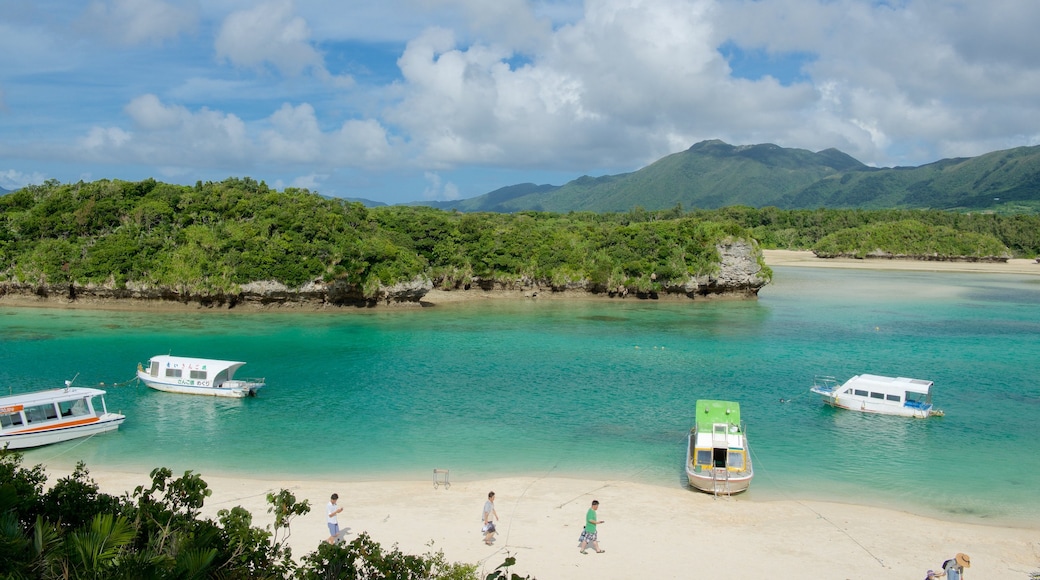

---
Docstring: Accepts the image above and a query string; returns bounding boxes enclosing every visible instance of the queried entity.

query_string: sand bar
[39,466,1039,580]
[763,249,1040,275]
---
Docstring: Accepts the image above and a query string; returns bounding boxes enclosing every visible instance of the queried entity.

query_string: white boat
[810,374,943,418]
[137,355,265,398]
[685,400,753,495]
[1,385,125,449]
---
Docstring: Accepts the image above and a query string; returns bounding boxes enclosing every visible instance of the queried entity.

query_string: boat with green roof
[685,400,753,495]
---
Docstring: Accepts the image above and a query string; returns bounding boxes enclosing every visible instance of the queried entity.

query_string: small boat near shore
[810,374,943,418]
[1,384,125,449]
[685,400,753,495]
[137,355,265,398]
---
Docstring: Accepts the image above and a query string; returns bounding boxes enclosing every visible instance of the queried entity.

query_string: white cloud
[0,169,50,190]
[72,95,396,174]
[4,0,1040,202]
[215,0,330,79]
[80,0,198,46]
[422,171,461,200]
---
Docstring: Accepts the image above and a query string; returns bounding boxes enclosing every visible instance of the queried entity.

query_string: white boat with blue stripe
[138,355,265,398]
[810,374,943,418]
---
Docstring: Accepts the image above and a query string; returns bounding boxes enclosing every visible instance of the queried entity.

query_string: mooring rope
[748,444,888,568]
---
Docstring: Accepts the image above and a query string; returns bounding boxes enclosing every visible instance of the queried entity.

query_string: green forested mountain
[421,141,1040,213]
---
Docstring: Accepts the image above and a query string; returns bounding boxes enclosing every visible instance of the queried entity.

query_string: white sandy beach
[39,467,1038,580]
[763,249,1040,275]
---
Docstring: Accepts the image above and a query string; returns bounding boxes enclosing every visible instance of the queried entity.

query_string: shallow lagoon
[4,266,1039,526]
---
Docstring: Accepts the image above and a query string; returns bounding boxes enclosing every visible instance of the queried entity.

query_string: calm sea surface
[3,267,1039,526]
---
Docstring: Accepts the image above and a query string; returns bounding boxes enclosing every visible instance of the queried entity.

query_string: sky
[1,0,1039,204]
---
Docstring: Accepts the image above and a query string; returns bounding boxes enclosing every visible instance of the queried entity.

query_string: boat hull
[138,373,261,398]
[685,470,753,495]
[685,427,753,496]
[0,415,125,450]
[812,390,934,418]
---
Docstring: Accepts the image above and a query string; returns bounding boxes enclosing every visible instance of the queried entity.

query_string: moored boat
[810,374,943,418]
[685,400,753,495]
[1,385,125,449]
[137,355,265,398]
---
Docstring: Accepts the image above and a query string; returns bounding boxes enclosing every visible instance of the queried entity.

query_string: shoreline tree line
[1,178,1035,303]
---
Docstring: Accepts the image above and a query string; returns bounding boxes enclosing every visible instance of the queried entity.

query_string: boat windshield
[59,399,90,418]
[905,391,929,404]
[728,451,745,470]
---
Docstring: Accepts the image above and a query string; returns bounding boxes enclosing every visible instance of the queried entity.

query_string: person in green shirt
[577,500,605,554]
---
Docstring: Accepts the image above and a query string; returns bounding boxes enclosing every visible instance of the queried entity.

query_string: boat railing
[811,375,840,393]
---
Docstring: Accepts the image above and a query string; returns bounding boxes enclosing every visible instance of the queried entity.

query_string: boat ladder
[711,467,730,497]
[711,424,731,496]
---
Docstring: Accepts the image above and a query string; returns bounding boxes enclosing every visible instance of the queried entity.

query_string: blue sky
[2,0,1039,203]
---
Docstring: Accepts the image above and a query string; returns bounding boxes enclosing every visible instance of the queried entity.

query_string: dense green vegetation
[0,449,524,579]
[425,140,1040,213]
[2,177,1037,307]
[0,179,764,301]
[812,220,1010,259]
[689,205,1039,257]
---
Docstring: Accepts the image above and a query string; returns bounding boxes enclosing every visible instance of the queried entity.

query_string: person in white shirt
[326,493,344,544]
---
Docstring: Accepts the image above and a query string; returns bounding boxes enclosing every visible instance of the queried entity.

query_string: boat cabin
[1,387,113,433]
[689,400,747,474]
[833,374,930,407]
[142,355,248,389]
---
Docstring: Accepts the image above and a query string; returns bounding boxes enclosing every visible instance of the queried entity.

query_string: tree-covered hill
[0,178,769,307]
[419,141,1040,213]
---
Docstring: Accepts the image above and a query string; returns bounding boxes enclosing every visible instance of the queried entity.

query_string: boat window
[189,370,207,379]
[696,450,712,466]
[906,392,927,404]
[728,452,745,469]
[869,392,885,399]
[25,404,59,423]
[164,368,182,378]
[1,412,24,428]
[149,361,159,376]
[59,399,90,417]
[854,389,869,397]
[886,394,900,402]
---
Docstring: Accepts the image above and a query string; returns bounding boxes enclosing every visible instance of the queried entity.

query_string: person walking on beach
[482,491,499,545]
[934,553,970,579]
[578,500,604,554]
[326,493,344,545]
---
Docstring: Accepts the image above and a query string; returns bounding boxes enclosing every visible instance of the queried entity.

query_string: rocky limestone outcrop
[0,239,770,308]
[429,238,770,300]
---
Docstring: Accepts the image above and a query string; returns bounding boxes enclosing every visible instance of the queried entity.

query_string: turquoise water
[3,267,1039,526]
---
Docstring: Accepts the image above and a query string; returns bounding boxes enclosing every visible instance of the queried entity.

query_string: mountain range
[414,140,1040,213]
